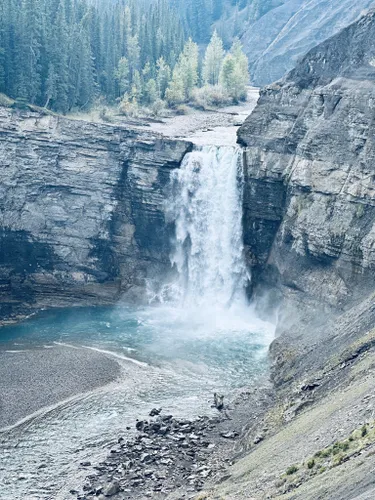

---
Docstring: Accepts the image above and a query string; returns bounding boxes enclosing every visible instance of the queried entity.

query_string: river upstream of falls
[0,145,275,499]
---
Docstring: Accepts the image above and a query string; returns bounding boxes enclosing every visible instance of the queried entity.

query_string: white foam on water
[146,144,275,344]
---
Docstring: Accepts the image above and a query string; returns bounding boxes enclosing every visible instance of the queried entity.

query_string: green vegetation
[0,92,13,107]
[306,458,315,469]
[326,328,375,373]
[286,465,298,475]
[279,420,375,493]
[0,0,250,115]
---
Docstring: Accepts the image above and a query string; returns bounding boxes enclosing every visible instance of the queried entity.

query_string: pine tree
[156,57,171,99]
[0,0,224,113]
[16,0,42,102]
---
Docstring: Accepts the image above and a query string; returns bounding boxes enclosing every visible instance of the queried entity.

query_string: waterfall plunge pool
[0,144,275,498]
[0,304,274,499]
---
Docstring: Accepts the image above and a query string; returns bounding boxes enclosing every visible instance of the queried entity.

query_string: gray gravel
[0,345,121,428]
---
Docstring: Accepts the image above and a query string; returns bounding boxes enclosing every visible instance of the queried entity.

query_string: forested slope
[0,0,185,112]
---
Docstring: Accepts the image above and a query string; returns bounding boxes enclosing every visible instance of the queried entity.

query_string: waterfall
[168,145,248,309]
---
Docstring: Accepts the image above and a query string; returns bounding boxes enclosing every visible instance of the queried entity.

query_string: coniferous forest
[0,0,251,114]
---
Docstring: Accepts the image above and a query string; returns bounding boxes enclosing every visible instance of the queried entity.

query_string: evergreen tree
[156,57,171,99]
[0,0,249,113]
[0,0,187,112]
[16,0,42,102]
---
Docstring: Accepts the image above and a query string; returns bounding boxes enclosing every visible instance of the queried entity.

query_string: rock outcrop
[0,109,192,321]
[238,9,375,383]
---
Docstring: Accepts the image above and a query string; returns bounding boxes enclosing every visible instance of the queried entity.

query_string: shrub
[151,98,166,117]
[190,84,231,109]
[361,424,368,437]
[286,465,298,475]
[307,458,315,469]
[175,104,189,115]
[320,447,333,458]
[119,94,139,118]
[99,107,113,123]
[0,93,14,107]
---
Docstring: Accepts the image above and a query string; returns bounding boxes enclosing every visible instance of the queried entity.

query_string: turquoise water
[0,142,277,498]
[0,304,272,387]
[0,303,274,499]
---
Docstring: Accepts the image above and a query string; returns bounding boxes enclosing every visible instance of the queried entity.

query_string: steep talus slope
[0,110,191,322]
[241,0,375,85]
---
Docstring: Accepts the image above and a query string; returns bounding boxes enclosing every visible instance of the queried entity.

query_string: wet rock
[140,453,153,464]
[149,408,162,417]
[220,431,239,439]
[158,426,169,435]
[102,482,120,496]
[150,422,161,433]
[80,461,91,467]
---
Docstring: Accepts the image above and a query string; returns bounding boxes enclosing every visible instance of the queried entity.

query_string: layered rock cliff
[0,109,191,322]
[239,9,375,383]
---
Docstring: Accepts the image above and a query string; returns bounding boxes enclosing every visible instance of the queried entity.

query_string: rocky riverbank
[72,384,274,500]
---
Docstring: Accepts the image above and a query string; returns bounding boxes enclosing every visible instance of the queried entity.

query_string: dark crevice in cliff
[0,229,62,318]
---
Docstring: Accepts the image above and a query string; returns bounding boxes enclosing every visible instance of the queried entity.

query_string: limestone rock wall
[0,109,191,321]
[238,10,375,382]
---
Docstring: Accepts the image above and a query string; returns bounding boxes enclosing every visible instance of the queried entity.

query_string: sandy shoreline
[0,344,121,429]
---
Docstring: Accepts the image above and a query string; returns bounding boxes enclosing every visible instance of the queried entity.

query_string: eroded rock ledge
[0,109,192,322]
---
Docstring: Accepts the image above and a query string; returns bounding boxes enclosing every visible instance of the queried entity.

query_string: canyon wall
[240,0,375,86]
[0,110,191,321]
[239,10,375,383]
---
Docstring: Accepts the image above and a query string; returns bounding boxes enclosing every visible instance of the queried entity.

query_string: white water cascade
[169,145,249,309]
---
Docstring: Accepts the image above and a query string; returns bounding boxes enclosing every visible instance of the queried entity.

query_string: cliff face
[0,109,191,321]
[241,0,375,85]
[239,10,375,383]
